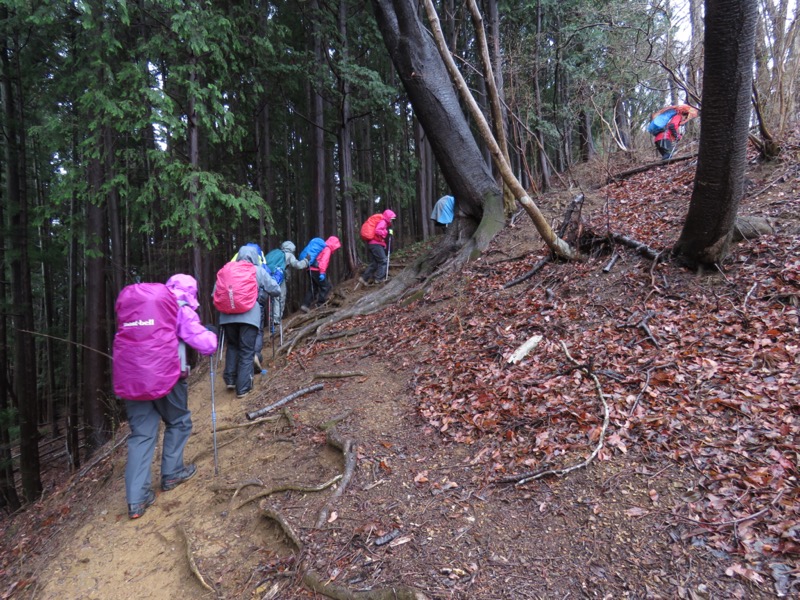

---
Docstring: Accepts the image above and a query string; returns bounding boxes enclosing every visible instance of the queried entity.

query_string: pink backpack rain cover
[113,283,180,401]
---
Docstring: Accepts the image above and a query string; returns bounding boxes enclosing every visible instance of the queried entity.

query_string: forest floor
[2,136,800,600]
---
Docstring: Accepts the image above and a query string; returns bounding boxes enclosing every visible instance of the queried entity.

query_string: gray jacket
[219,245,280,328]
[280,241,309,281]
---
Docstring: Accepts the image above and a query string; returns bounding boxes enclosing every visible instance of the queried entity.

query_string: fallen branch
[315,429,357,528]
[246,383,324,421]
[605,153,697,183]
[507,334,543,364]
[611,233,664,261]
[602,252,620,273]
[496,341,610,485]
[312,371,366,381]
[176,524,217,596]
[503,256,550,289]
[261,506,304,551]
[237,475,342,510]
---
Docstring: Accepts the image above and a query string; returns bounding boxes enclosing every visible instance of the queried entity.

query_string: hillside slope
[2,142,799,599]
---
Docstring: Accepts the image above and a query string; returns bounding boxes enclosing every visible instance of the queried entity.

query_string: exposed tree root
[302,570,431,600]
[320,339,376,355]
[315,429,357,528]
[496,341,610,485]
[235,475,342,510]
[318,411,353,431]
[316,328,367,341]
[176,524,218,596]
[216,414,282,431]
[260,507,430,600]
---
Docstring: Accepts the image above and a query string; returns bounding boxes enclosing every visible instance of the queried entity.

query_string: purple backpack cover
[113,283,180,401]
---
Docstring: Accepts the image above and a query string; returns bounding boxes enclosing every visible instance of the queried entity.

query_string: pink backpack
[213,261,258,314]
[113,283,180,401]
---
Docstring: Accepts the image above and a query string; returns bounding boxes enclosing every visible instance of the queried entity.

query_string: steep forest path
[2,142,799,599]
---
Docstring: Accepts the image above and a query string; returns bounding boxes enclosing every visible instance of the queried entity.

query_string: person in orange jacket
[300,236,341,312]
[653,111,685,160]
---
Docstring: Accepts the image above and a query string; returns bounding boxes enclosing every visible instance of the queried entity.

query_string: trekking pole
[384,238,391,282]
[271,297,276,358]
[216,326,225,373]
[209,355,219,475]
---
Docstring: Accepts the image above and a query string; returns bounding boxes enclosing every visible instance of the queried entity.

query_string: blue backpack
[265,248,286,272]
[299,238,326,267]
[646,109,677,135]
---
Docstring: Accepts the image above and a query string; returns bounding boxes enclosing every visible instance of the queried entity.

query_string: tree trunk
[673,0,758,267]
[338,0,357,277]
[2,29,42,501]
[83,151,112,453]
[311,0,326,237]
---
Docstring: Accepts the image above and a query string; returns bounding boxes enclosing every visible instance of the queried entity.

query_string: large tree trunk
[371,0,503,239]
[673,0,758,267]
[310,0,326,237]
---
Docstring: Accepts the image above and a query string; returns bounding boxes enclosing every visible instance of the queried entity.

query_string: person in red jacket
[653,111,685,160]
[359,209,396,285]
[300,236,341,312]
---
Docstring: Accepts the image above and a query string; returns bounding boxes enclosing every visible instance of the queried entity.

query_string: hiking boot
[226,384,235,391]
[236,388,252,399]
[253,354,262,371]
[358,276,369,286]
[128,489,156,519]
[161,464,197,491]
[300,305,310,313]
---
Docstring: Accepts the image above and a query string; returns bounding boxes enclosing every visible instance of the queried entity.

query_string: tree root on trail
[320,339,376,355]
[315,429,357,528]
[261,507,430,600]
[216,414,283,431]
[318,411,353,431]
[234,475,343,510]
[316,328,368,341]
[176,524,218,596]
[496,341,610,485]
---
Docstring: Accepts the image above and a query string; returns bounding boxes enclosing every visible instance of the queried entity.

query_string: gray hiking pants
[363,243,388,282]
[223,323,257,394]
[124,379,192,504]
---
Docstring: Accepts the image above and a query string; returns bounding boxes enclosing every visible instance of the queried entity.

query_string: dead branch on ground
[496,341,610,485]
[176,524,217,596]
[312,371,366,381]
[246,383,324,421]
[605,153,697,184]
[611,233,665,261]
[315,429,357,528]
[503,256,550,289]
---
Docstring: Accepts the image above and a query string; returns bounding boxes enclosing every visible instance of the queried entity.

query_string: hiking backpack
[213,261,259,314]
[360,213,383,243]
[113,283,181,401]
[299,238,326,267]
[646,109,677,135]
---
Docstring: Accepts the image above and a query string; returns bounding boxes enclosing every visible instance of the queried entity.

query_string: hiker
[117,274,218,520]
[217,245,280,398]
[653,111,685,161]
[300,236,341,312]
[265,241,309,329]
[231,242,269,369]
[358,209,396,285]
[431,195,454,228]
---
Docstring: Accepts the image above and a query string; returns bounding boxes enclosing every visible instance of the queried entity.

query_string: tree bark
[673,0,758,267]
